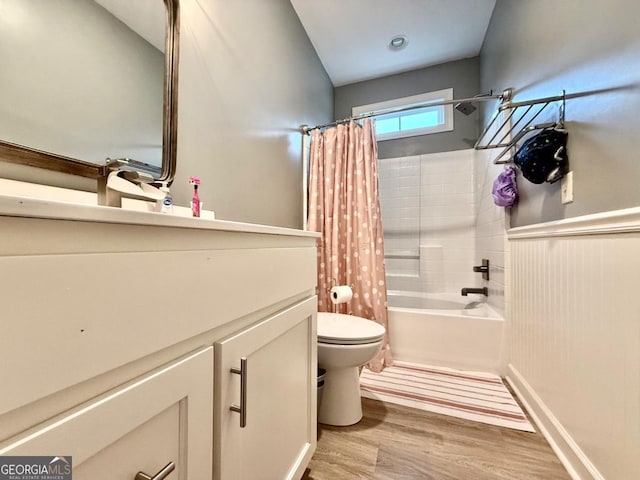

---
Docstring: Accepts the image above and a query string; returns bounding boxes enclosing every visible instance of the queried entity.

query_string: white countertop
[0,189,319,238]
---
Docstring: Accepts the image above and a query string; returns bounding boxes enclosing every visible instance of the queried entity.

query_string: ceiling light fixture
[388,35,408,51]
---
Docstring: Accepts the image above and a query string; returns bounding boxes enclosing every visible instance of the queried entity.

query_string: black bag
[514,129,569,184]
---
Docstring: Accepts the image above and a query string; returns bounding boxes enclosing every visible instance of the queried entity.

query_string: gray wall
[481,0,640,227]
[174,0,333,228]
[334,57,480,159]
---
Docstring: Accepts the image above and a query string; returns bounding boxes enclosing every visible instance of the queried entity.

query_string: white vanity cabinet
[0,197,319,480]
[214,298,317,480]
[0,347,214,480]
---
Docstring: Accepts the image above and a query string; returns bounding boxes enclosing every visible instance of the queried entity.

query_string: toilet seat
[317,312,385,345]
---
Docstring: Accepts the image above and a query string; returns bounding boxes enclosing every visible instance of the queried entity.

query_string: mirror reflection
[0,0,166,173]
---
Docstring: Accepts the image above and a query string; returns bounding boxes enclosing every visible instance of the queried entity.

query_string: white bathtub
[387,291,506,374]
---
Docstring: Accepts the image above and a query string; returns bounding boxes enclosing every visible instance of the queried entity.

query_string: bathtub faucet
[472,258,490,281]
[461,287,488,296]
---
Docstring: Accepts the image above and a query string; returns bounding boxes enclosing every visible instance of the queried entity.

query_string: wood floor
[304,397,571,480]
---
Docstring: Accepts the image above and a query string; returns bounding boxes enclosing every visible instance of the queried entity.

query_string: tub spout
[461,287,488,296]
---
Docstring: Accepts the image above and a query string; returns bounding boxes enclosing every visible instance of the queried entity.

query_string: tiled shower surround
[378,149,477,295]
[474,148,507,317]
[378,148,506,315]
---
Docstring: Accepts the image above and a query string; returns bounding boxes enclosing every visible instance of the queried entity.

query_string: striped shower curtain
[307,119,392,372]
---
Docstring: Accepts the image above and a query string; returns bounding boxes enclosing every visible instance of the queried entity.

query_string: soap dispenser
[157,181,173,214]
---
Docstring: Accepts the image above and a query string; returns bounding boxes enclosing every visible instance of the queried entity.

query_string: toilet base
[318,366,363,426]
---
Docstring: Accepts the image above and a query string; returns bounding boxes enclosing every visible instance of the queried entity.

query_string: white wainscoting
[507,208,640,480]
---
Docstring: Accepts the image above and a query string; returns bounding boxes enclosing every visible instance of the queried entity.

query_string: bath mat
[360,361,535,432]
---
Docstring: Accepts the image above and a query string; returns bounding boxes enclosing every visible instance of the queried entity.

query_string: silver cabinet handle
[230,357,248,428]
[135,461,175,480]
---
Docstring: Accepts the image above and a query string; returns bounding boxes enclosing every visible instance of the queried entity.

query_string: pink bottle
[189,176,201,217]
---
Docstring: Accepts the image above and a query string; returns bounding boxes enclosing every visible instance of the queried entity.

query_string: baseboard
[505,364,604,480]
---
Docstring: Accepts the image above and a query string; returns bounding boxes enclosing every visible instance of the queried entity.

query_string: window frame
[352,88,454,141]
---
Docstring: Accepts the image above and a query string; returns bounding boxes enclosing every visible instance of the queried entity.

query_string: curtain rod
[300,91,506,135]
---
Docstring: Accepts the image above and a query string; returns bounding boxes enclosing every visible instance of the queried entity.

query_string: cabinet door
[0,347,214,480]
[214,298,317,480]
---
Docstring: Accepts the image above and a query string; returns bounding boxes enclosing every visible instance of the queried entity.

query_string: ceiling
[290,0,496,87]
[94,0,165,52]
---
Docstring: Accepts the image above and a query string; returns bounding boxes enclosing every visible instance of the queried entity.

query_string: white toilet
[317,312,386,426]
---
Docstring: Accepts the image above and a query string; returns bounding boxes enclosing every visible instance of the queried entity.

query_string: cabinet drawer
[0,347,214,480]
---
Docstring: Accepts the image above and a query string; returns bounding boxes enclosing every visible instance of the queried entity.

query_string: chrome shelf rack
[475,88,566,164]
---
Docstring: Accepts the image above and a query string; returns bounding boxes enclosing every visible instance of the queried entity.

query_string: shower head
[455,101,477,116]
[455,91,496,116]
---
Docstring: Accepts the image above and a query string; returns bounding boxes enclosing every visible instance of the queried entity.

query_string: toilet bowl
[317,312,385,426]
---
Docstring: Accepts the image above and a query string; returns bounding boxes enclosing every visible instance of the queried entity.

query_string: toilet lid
[317,312,386,345]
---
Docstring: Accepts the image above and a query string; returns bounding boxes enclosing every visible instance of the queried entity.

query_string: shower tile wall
[473,108,512,318]
[379,150,476,294]
[378,155,421,285]
[474,148,507,317]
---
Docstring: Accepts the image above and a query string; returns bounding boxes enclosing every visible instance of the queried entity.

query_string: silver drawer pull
[135,461,175,480]
[230,357,248,428]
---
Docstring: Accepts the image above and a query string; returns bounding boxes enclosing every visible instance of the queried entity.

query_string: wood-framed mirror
[0,0,179,183]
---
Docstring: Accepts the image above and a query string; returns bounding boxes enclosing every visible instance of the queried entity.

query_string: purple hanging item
[492,165,518,207]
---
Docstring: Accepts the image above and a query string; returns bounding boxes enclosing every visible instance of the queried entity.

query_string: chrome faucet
[461,287,488,296]
[97,169,162,207]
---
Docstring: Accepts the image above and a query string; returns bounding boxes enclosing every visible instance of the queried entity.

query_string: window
[352,88,454,140]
